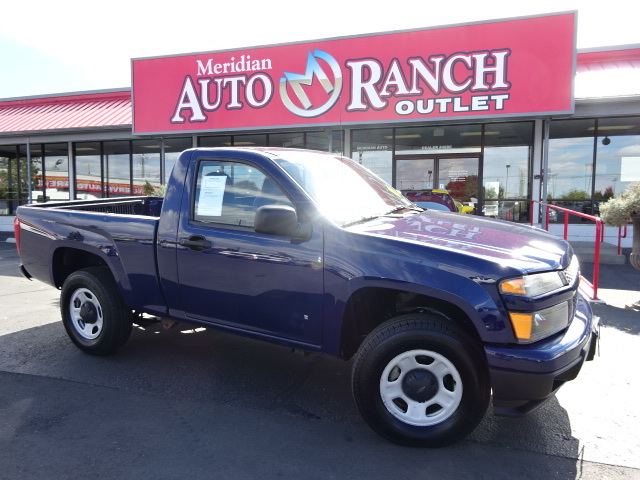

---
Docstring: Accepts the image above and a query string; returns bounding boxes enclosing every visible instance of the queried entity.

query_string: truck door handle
[179,235,212,252]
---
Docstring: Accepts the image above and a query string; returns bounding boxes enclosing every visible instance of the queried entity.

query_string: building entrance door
[395,154,480,212]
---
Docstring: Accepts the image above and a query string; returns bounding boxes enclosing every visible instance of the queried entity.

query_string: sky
[1,0,639,99]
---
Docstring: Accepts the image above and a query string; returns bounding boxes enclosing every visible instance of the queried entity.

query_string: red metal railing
[530,201,608,300]
[618,224,628,255]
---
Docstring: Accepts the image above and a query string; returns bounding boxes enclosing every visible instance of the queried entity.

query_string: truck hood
[347,210,572,273]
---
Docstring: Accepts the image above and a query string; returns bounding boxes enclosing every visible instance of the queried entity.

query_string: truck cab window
[193,160,292,227]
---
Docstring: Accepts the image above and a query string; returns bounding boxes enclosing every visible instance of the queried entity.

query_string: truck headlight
[499,271,565,297]
[509,301,570,343]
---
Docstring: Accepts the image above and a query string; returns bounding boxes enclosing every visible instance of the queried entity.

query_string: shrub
[599,183,640,227]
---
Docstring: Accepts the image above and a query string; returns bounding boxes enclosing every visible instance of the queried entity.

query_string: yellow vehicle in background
[404,189,474,214]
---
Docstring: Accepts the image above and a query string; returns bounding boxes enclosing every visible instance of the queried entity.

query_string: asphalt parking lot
[0,236,639,480]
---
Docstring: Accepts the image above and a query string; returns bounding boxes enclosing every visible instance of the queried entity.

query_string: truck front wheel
[352,313,489,447]
[60,267,133,355]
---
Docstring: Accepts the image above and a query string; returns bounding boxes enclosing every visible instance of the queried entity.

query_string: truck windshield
[273,151,414,226]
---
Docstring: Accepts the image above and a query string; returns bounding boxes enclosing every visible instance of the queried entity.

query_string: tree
[594,186,614,201]
[142,181,165,197]
[0,156,41,203]
[560,189,589,200]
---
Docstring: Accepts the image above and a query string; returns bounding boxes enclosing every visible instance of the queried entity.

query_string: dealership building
[1,12,639,245]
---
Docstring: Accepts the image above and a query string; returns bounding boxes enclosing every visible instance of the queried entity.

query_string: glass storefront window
[198,136,231,148]
[305,131,331,151]
[330,130,344,155]
[18,146,34,207]
[396,158,435,190]
[29,145,45,202]
[548,116,640,221]
[394,124,482,155]
[103,141,131,198]
[548,119,596,201]
[0,146,20,214]
[351,128,393,184]
[234,134,267,147]
[75,142,103,199]
[483,122,533,221]
[198,131,337,153]
[595,116,640,201]
[43,143,69,201]
[269,132,306,149]
[133,140,161,195]
[165,137,193,183]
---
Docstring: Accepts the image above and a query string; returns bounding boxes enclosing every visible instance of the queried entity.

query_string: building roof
[0,45,638,135]
[575,46,640,99]
[0,90,131,134]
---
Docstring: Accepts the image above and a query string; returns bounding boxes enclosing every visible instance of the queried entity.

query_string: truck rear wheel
[60,267,133,355]
[352,313,489,447]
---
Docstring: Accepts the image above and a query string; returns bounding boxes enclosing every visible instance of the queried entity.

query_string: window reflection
[29,145,44,202]
[394,124,482,155]
[198,136,232,148]
[165,137,193,184]
[44,143,69,201]
[103,141,131,198]
[0,147,19,214]
[133,140,161,195]
[548,116,640,222]
[351,128,393,184]
[595,117,640,200]
[483,122,532,200]
[269,132,306,148]
[548,119,595,201]
[75,142,101,199]
[234,134,267,147]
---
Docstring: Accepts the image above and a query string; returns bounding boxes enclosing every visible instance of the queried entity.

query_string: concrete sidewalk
[581,256,640,311]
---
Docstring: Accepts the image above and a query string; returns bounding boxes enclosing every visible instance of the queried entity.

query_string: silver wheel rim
[69,288,104,340]
[380,349,463,426]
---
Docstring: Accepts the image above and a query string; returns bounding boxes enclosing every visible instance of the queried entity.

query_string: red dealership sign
[132,12,575,134]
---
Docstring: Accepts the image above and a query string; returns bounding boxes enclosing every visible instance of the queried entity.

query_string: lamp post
[505,164,511,198]
[550,173,558,199]
[585,163,593,193]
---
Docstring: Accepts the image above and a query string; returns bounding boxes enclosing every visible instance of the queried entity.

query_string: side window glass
[193,159,292,227]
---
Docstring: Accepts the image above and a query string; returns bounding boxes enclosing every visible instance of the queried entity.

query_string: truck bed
[16,196,166,317]
[27,196,164,216]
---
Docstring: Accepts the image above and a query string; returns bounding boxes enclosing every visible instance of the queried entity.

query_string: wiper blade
[343,205,422,227]
[342,215,382,227]
[383,204,423,215]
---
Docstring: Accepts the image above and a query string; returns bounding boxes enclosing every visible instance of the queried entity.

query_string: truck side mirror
[254,205,299,237]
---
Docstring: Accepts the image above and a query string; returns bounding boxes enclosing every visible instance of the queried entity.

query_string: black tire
[60,267,133,355]
[352,313,489,447]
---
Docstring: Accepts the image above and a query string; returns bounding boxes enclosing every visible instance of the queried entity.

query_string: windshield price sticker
[197,175,227,217]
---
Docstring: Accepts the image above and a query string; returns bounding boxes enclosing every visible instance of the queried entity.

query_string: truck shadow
[0,320,582,479]
[581,260,640,336]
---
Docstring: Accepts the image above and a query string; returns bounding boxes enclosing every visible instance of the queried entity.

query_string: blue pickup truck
[14,147,598,447]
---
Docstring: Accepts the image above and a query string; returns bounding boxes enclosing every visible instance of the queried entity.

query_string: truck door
[174,156,324,346]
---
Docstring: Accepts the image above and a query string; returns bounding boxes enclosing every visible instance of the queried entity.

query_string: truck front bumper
[485,293,598,417]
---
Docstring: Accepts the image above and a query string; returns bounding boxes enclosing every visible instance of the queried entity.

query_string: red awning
[0,90,132,134]
[577,48,640,73]
[576,48,640,98]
